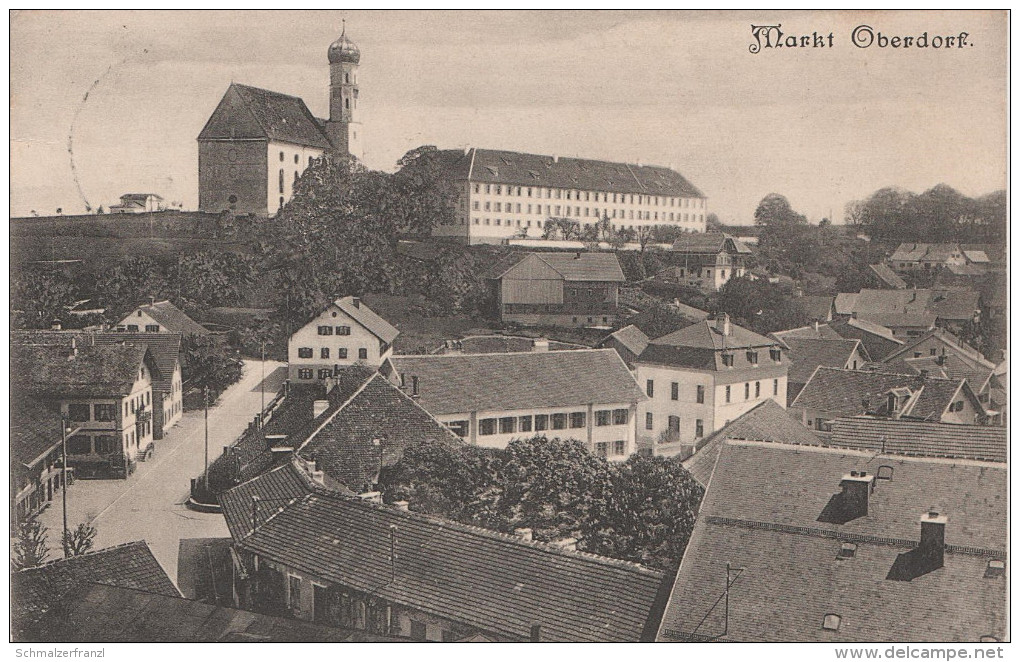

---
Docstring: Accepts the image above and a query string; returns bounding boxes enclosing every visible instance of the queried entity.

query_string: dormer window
[985,559,1005,578]
[770,348,782,362]
[722,353,734,367]
[837,542,857,560]
[746,350,758,365]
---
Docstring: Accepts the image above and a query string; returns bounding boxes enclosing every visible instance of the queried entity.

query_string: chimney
[715,313,731,337]
[50,319,62,331]
[313,399,329,418]
[813,319,820,333]
[514,527,533,541]
[840,471,873,519]
[574,251,581,259]
[393,500,410,512]
[411,375,419,397]
[351,297,361,309]
[919,509,947,569]
[552,154,559,163]
[463,146,470,156]
[851,311,858,320]
[532,338,549,353]
[919,369,929,381]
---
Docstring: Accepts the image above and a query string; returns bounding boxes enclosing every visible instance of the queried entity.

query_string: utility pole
[260,339,266,414]
[60,415,69,558]
[203,386,210,492]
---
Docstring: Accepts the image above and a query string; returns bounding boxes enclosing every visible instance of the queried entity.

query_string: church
[197,26,362,216]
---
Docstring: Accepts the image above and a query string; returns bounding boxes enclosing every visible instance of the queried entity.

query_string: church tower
[325,23,362,159]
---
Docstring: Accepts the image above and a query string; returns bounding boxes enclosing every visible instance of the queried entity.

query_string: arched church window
[279,151,284,162]
[345,73,350,84]
[294,154,299,164]
[279,170,285,194]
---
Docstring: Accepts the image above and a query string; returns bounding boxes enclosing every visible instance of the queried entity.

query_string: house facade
[13,343,160,478]
[632,314,788,457]
[487,252,626,327]
[10,394,70,526]
[667,233,752,292]
[430,148,707,244]
[108,193,163,214]
[381,349,645,460]
[116,299,209,336]
[288,296,399,382]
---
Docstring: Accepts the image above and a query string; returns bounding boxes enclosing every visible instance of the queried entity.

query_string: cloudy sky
[10,10,1007,223]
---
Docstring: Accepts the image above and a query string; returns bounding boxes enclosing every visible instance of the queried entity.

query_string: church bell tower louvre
[325,21,363,159]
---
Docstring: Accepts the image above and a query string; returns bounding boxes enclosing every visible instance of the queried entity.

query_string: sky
[9,10,1008,223]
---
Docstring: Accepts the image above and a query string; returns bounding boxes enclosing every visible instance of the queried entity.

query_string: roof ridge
[727,438,1006,468]
[17,540,151,573]
[295,374,378,453]
[391,347,613,360]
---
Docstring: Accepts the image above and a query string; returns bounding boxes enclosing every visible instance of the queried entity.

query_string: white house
[380,349,646,460]
[288,296,399,382]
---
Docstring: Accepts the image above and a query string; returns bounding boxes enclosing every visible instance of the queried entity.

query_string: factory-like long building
[432,148,707,244]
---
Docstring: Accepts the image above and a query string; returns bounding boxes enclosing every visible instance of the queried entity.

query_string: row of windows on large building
[297,347,369,360]
[66,392,152,423]
[471,183,705,209]
[67,423,149,455]
[452,215,704,229]
[468,200,704,223]
[645,378,780,402]
[445,407,630,439]
[646,412,705,439]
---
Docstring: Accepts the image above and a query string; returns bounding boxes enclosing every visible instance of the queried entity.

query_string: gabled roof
[600,324,650,359]
[435,147,705,199]
[433,335,587,355]
[783,337,865,385]
[889,242,931,262]
[198,83,332,149]
[878,329,995,392]
[90,333,181,393]
[683,400,821,488]
[383,349,645,415]
[22,582,392,642]
[791,367,976,422]
[12,343,158,399]
[671,301,710,321]
[124,300,208,336]
[771,322,844,346]
[868,263,908,289]
[857,312,936,330]
[658,440,1006,642]
[10,392,63,467]
[963,250,990,263]
[225,469,667,642]
[638,318,782,373]
[670,232,752,255]
[928,288,981,321]
[833,292,858,315]
[294,374,464,492]
[218,462,320,540]
[13,541,180,631]
[853,289,932,315]
[488,252,626,282]
[332,296,399,345]
[651,318,777,351]
[797,295,836,320]
[828,417,1006,463]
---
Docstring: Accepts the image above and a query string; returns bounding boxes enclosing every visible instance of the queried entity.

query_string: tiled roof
[683,400,820,488]
[791,368,971,421]
[658,441,1006,642]
[889,242,932,262]
[127,300,208,336]
[10,392,63,467]
[12,343,156,399]
[857,312,936,330]
[13,541,180,630]
[882,328,990,367]
[488,252,626,282]
[783,338,863,385]
[260,383,329,438]
[602,324,650,358]
[833,292,858,315]
[229,476,667,642]
[797,295,836,320]
[963,250,990,263]
[433,335,587,354]
[651,318,777,351]
[198,83,332,149]
[22,583,392,642]
[382,349,645,416]
[929,288,981,321]
[671,301,710,321]
[868,263,908,289]
[218,462,319,540]
[333,296,400,344]
[436,147,705,199]
[89,333,181,394]
[772,322,844,345]
[893,355,994,394]
[294,374,463,492]
[854,288,932,314]
[828,417,1006,463]
[670,232,752,254]
[270,367,379,448]
[831,318,903,360]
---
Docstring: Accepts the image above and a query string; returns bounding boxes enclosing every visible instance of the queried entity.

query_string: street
[37,359,287,585]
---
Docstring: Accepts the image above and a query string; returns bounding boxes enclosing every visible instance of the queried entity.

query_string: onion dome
[328,24,360,65]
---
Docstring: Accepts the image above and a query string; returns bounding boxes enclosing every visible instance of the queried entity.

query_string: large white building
[380,349,646,460]
[632,314,789,458]
[287,296,399,382]
[432,148,707,244]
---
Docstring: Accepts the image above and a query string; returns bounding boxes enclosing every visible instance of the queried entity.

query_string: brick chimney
[351,297,361,309]
[715,313,731,337]
[411,375,420,397]
[919,509,947,569]
[813,319,820,333]
[840,471,873,519]
[313,399,329,418]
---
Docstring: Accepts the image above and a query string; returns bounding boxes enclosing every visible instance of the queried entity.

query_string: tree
[717,276,809,334]
[390,146,459,236]
[635,225,655,254]
[584,455,703,569]
[580,224,600,252]
[705,212,723,231]
[754,193,807,228]
[62,522,97,557]
[12,519,49,570]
